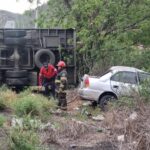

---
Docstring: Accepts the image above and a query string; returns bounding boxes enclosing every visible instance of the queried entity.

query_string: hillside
[0,3,49,29]
[0,9,35,28]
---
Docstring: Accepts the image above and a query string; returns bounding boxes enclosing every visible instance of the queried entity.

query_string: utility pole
[35,0,40,28]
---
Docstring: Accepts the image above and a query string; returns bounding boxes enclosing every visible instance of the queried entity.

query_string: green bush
[0,84,9,92]
[14,96,41,117]
[14,93,57,118]
[0,115,6,127]
[0,86,17,109]
[138,79,150,103]
[112,97,135,108]
[0,97,7,111]
[9,128,39,150]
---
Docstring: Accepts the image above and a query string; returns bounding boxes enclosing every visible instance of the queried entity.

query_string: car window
[111,71,137,84]
[138,72,150,83]
[99,72,112,81]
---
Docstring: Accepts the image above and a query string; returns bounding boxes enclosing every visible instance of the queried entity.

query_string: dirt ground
[40,90,119,150]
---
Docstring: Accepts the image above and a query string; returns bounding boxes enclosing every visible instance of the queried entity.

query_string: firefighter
[38,62,57,98]
[55,61,68,110]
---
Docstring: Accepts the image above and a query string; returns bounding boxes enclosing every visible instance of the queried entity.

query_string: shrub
[112,97,136,108]
[0,97,7,111]
[9,128,39,150]
[0,115,6,127]
[14,93,57,118]
[139,80,150,103]
[14,96,41,117]
[0,86,17,109]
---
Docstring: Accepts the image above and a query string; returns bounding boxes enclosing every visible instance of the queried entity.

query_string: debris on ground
[117,135,125,142]
[128,111,137,120]
[92,115,105,121]
[82,102,91,106]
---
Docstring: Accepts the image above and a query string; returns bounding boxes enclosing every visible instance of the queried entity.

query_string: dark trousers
[57,92,67,108]
[42,77,55,98]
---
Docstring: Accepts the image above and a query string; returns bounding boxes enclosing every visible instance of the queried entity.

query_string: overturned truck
[0,28,76,87]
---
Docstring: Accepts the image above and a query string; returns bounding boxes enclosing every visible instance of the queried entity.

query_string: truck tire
[0,71,2,80]
[0,72,2,84]
[4,30,26,37]
[6,78,28,86]
[4,37,26,45]
[5,70,28,78]
[34,49,55,68]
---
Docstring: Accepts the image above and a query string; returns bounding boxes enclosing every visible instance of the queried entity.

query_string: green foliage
[0,85,17,110]
[139,79,150,102]
[0,97,7,111]
[14,96,41,117]
[27,0,150,74]
[14,92,56,118]
[112,97,136,108]
[9,128,39,150]
[0,115,6,127]
[75,105,101,121]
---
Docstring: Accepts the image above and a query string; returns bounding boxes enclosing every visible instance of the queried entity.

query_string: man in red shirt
[39,62,57,98]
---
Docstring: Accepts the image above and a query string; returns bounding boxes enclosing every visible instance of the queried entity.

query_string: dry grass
[0,89,17,108]
[102,98,150,150]
[59,119,90,139]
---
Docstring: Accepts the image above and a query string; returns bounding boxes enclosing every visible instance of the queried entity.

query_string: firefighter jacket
[55,69,67,93]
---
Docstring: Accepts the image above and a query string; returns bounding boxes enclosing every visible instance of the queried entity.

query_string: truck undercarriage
[0,28,76,87]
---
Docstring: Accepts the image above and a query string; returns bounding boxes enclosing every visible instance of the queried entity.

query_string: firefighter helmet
[57,61,66,67]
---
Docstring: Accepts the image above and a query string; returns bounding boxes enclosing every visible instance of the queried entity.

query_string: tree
[25,0,150,75]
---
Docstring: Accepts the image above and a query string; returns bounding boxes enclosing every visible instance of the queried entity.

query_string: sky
[0,0,48,14]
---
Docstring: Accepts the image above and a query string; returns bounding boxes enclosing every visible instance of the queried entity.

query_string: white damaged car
[78,66,150,109]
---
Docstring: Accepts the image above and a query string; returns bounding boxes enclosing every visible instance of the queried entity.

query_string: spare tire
[34,49,55,68]
[4,30,26,37]
[6,78,28,86]
[4,37,26,45]
[5,70,28,78]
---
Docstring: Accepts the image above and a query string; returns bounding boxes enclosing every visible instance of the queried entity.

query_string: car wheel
[4,30,26,37]
[5,70,28,78]
[34,49,55,68]
[99,95,117,111]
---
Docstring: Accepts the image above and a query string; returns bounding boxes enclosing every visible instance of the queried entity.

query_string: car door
[138,72,150,92]
[110,71,138,97]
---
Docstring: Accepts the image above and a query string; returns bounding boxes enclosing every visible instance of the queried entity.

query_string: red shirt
[39,64,57,86]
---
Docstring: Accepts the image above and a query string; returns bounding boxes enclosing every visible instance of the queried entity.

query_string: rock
[92,115,105,121]
[129,112,137,120]
[29,119,41,128]
[11,118,23,127]
[97,128,103,132]
[11,117,42,129]
[40,122,56,131]
[74,107,80,111]
[53,109,62,114]
[70,144,77,148]
[132,141,137,145]
[82,102,91,106]
[117,135,125,142]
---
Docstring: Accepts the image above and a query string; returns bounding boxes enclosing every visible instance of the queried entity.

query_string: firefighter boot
[61,98,67,111]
